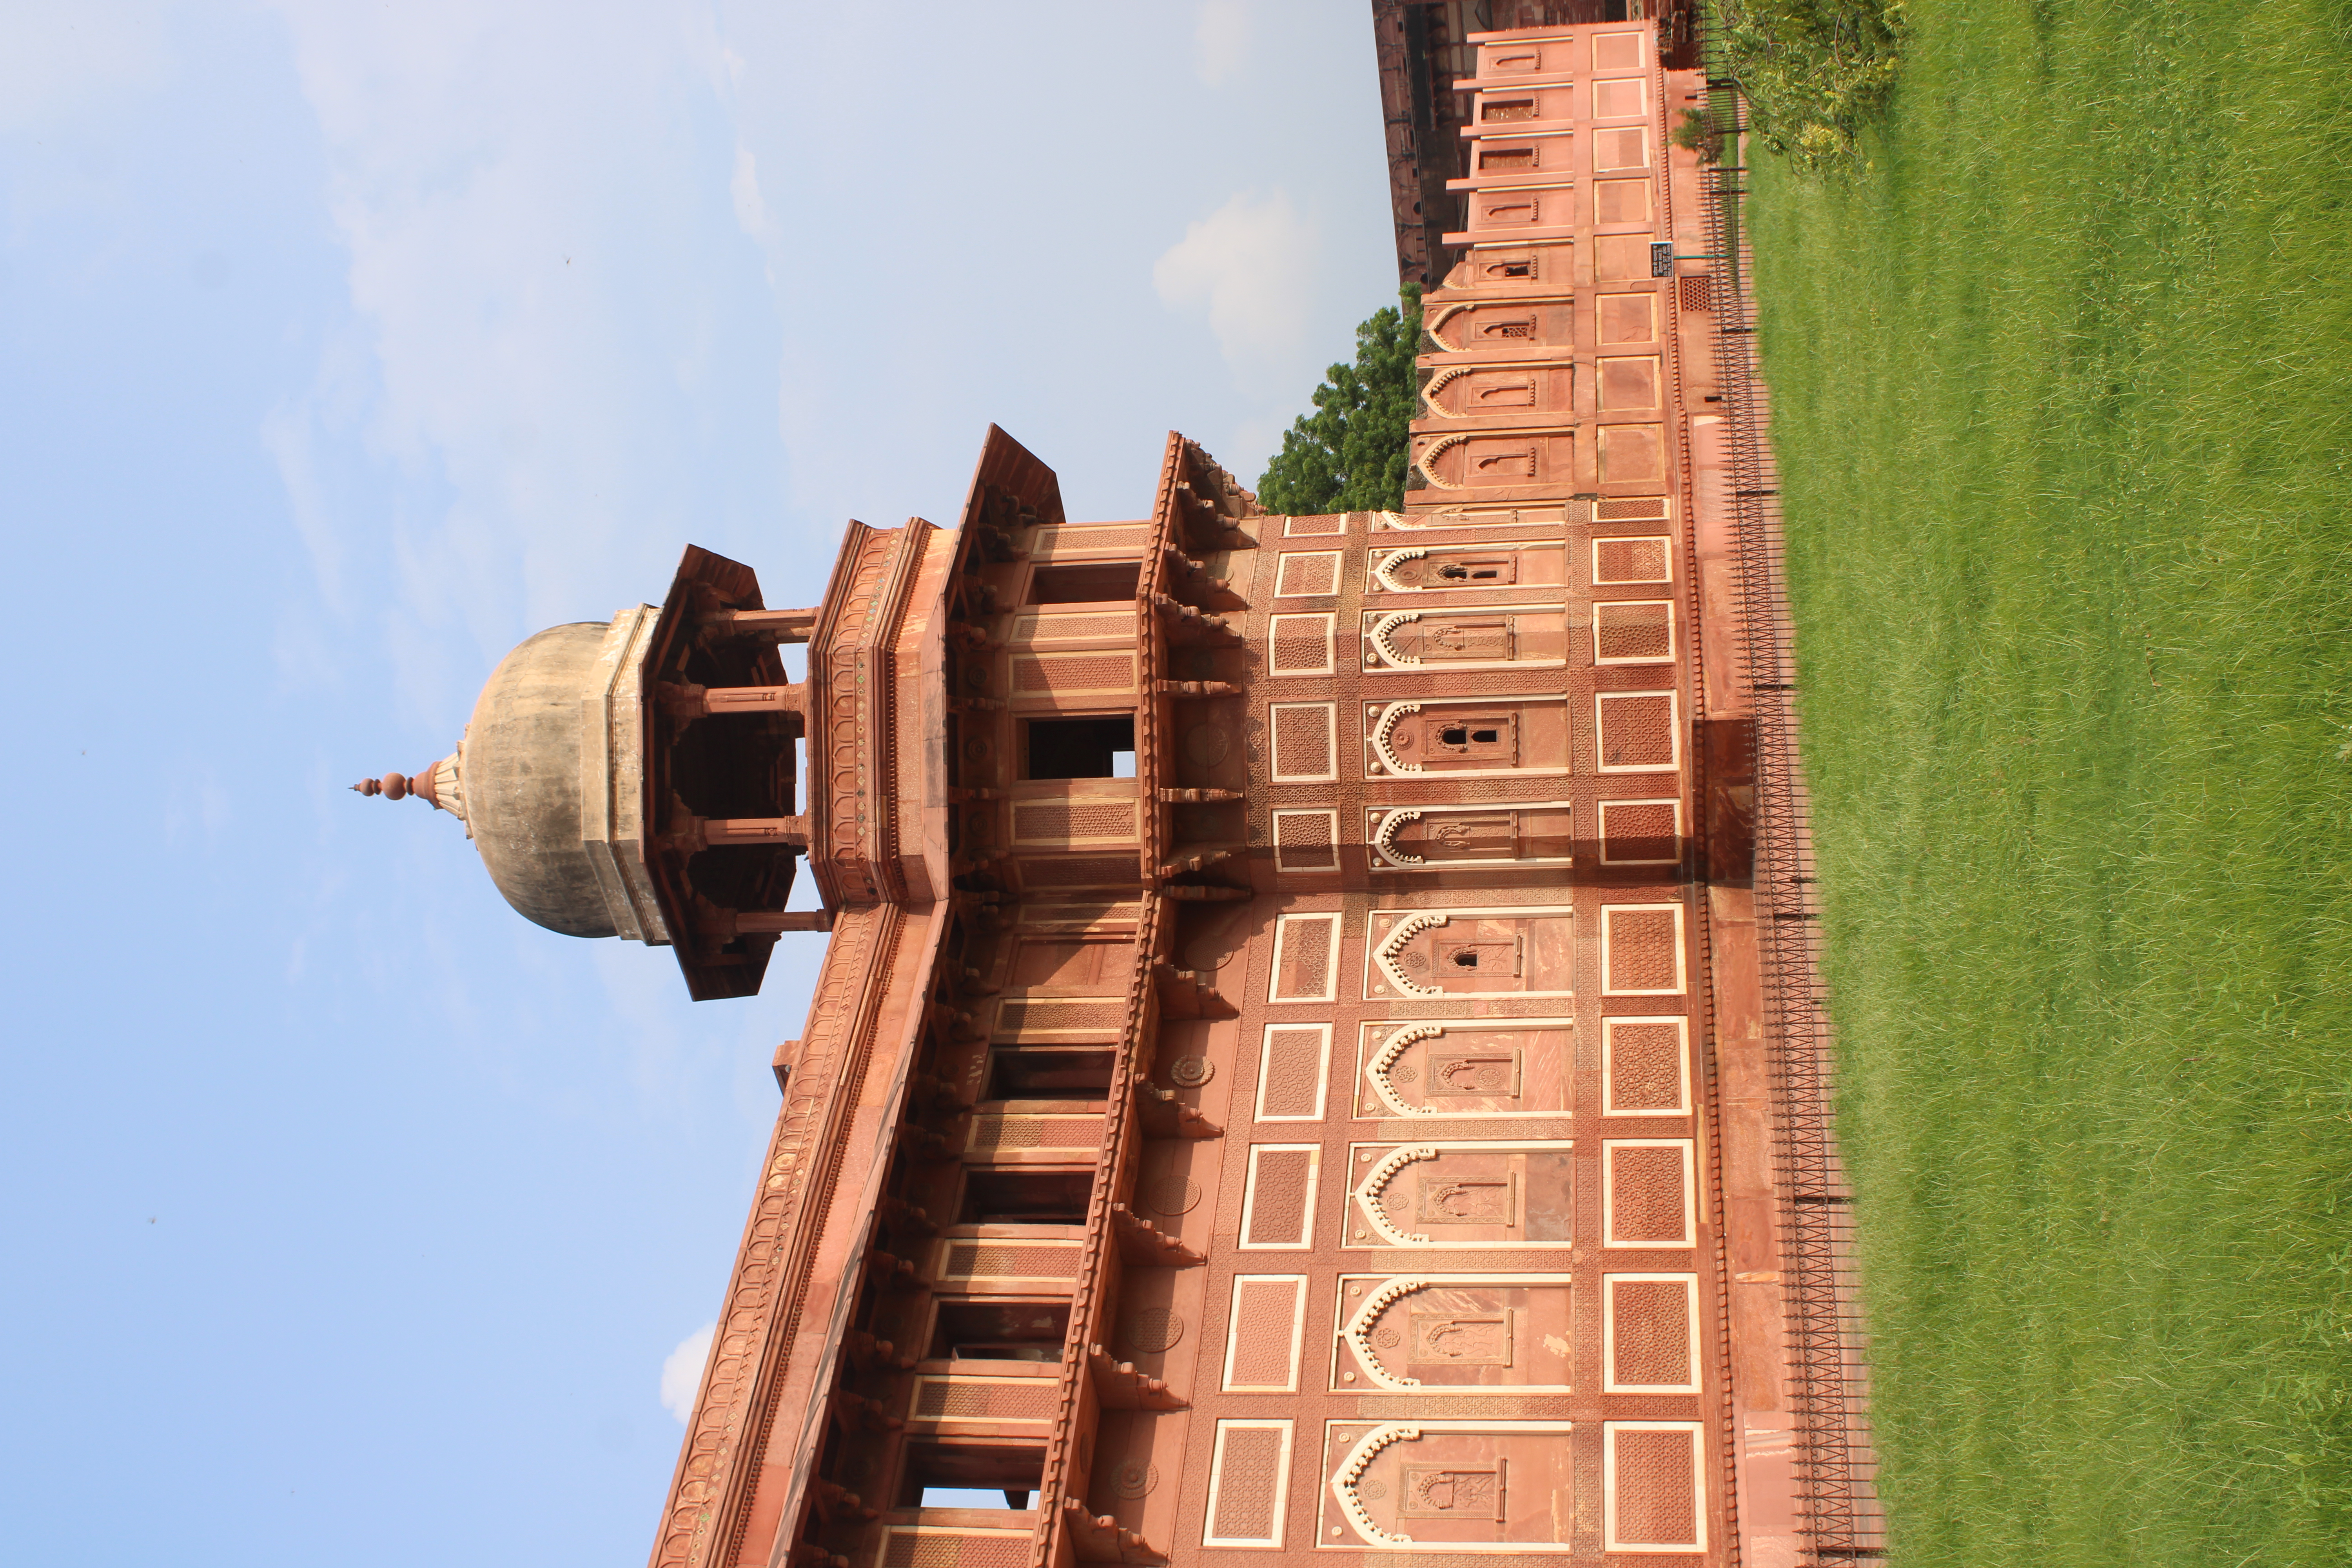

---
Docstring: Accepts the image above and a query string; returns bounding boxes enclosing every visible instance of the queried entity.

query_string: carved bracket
[1371,809,1425,867]
[1110,1202,1208,1264]
[1373,547,1431,592]
[1354,1145,1441,1246]
[1412,438,1469,492]
[1367,610,1423,668]
[1062,1496,1168,1563]
[1373,913,1448,998]
[1367,1024,1447,1117]
[1341,1278,1430,1390]
[1370,702,1423,777]
[1085,1345,1189,1410]
[1332,1424,1423,1546]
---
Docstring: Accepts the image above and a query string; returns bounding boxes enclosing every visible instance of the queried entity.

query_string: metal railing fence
[1693,69,1891,1566]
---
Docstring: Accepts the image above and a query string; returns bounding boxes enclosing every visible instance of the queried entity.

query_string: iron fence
[1695,80,1891,1565]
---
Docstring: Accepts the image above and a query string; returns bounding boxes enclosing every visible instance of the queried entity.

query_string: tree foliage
[1256,285,1422,516]
[1712,0,1906,172]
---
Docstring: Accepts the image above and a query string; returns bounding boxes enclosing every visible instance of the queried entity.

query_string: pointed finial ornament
[352,760,456,815]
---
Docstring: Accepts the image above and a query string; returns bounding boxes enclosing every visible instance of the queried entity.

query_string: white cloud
[1152,189,1321,389]
[262,0,780,720]
[730,145,769,240]
[1194,0,1250,88]
[660,1321,716,1423]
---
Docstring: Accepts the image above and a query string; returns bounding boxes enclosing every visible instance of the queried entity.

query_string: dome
[461,621,622,938]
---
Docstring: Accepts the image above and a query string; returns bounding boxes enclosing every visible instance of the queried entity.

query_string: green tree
[1710,0,1906,172]
[1256,284,1422,515]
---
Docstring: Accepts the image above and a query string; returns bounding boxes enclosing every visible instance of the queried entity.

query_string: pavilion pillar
[701,606,820,644]
[658,681,809,721]
[667,815,812,853]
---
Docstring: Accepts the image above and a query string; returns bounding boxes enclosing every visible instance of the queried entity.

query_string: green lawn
[1744,2,2352,1563]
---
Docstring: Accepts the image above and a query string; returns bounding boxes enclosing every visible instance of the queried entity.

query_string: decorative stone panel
[1270,702,1339,782]
[1597,799,1680,866]
[1010,651,1137,697]
[1602,1421,1706,1553]
[1366,804,1574,869]
[1221,1276,1308,1393]
[1602,1017,1691,1116]
[1272,810,1340,873]
[1341,1140,1576,1250]
[1203,1420,1293,1546]
[1268,913,1341,1003]
[1332,1274,1576,1393]
[1353,1020,1573,1119]
[1364,543,1568,593]
[934,1238,1085,1280]
[1601,904,1686,995]
[1603,1274,1700,1393]
[1319,1419,1578,1550]
[1363,697,1572,779]
[1360,605,1569,672]
[1595,292,1659,346]
[1274,552,1342,598]
[1596,690,1679,772]
[907,1373,1060,1426]
[1602,1140,1696,1248]
[1269,613,1336,675]
[1365,906,1576,1000]
[1593,600,1674,663]
[1240,1145,1321,1249]
[1029,522,1151,560]
[879,1528,1035,1568]
[1255,1024,1333,1122]
[1597,423,1666,483]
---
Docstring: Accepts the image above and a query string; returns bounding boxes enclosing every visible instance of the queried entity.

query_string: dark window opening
[1027,563,1140,604]
[1453,950,1481,968]
[928,1299,1072,1363]
[987,1048,1116,1100]
[1439,562,1507,580]
[1024,715,1134,780]
[901,1442,1046,1511]
[958,1167,1094,1226]
[1433,718,1514,758]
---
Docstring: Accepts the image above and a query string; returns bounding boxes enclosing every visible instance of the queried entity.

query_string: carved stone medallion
[1169,1055,1214,1088]
[1149,1175,1201,1216]
[1119,1308,1185,1354]
[1184,723,1232,767]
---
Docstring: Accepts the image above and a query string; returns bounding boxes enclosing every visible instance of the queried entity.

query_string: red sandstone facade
[621,24,1807,1568]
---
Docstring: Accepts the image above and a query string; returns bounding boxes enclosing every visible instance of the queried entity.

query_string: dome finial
[352,766,446,808]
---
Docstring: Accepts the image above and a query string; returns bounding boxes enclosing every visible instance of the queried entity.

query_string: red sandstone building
[363,20,1844,1568]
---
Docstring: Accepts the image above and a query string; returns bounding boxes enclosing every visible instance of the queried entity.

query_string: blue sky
[0,3,1393,1563]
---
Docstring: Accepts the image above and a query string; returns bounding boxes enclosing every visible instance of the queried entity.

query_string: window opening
[958,1168,1094,1226]
[1024,715,1136,779]
[987,1048,1116,1100]
[1026,563,1140,604]
[928,1299,1072,1363]
[901,1443,1047,1511]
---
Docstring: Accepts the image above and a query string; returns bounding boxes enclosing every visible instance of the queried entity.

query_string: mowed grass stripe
[1744,1,2352,1563]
